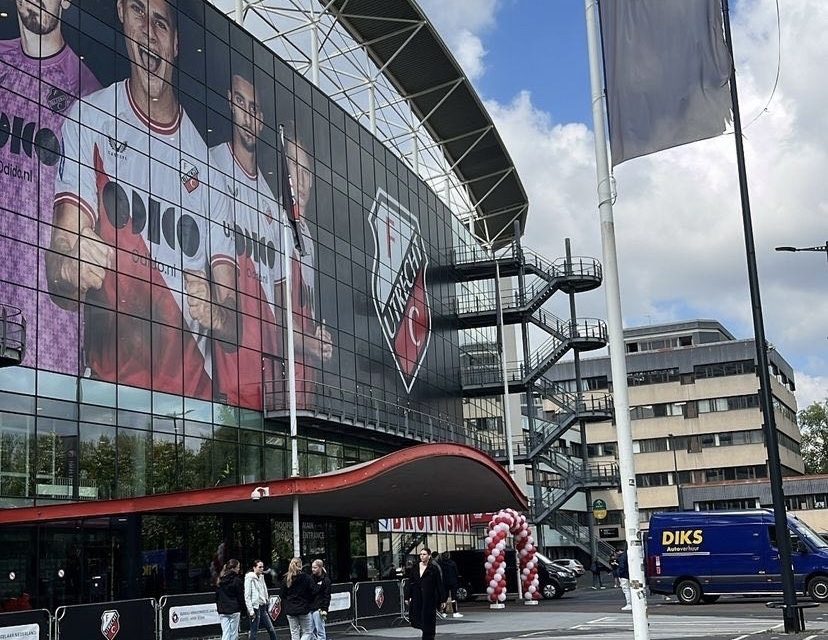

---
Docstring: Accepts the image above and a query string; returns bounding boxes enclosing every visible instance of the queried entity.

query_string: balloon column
[484,509,541,604]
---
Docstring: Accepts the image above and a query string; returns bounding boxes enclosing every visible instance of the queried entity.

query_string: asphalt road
[338,580,828,640]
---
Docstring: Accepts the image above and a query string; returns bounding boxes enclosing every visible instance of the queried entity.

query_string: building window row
[696,498,760,510]
[693,359,756,379]
[774,397,797,423]
[626,336,693,353]
[600,428,798,458]
[636,463,768,488]
[627,393,762,422]
[628,368,680,387]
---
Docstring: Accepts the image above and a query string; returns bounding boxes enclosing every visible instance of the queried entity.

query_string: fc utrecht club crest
[100,609,120,640]
[268,595,282,622]
[369,189,432,393]
[374,585,385,609]
[180,159,200,193]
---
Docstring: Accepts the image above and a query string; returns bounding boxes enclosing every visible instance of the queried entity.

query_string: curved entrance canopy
[0,443,527,524]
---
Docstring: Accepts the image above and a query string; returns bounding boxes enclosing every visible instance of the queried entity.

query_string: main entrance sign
[369,189,432,392]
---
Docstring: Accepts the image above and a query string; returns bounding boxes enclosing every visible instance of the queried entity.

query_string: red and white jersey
[55,79,232,398]
[210,142,283,408]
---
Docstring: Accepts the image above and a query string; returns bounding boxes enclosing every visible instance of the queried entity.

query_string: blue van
[647,510,828,604]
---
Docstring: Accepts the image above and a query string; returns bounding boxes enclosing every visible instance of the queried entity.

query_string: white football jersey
[55,79,233,395]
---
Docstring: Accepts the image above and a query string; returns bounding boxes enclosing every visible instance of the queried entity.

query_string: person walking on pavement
[245,559,278,640]
[283,557,315,640]
[216,559,245,640]
[405,548,446,640]
[618,549,632,611]
[610,551,620,588]
[310,559,331,640]
[438,552,462,618]
[590,557,605,590]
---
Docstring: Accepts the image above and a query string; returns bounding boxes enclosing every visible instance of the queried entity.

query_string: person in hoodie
[310,559,332,640]
[283,557,315,640]
[216,559,246,640]
[245,559,278,640]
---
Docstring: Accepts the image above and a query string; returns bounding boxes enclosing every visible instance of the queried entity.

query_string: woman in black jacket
[405,548,446,640]
[283,557,315,640]
[216,559,246,640]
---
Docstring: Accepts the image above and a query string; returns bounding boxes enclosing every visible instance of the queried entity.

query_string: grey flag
[599,0,733,166]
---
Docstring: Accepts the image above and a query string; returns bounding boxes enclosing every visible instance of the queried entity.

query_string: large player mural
[0,0,461,422]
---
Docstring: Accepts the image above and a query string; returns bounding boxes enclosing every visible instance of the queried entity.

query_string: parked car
[552,558,585,576]
[449,549,577,601]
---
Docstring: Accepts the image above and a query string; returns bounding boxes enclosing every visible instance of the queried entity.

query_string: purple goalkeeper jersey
[0,39,99,374]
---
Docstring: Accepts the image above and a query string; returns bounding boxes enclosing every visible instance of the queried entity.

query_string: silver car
[552,558,585,576]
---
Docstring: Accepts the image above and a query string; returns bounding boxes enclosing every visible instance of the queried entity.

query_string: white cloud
[450,1,828,393]
[416,0,499,80]
[795,373,828,411]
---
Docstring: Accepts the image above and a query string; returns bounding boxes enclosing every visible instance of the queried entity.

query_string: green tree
[799,399,828,473]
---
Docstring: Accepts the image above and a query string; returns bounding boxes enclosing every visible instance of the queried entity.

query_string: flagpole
[583,2,649,638]
[720,0,799,632]
[279,124,301,560]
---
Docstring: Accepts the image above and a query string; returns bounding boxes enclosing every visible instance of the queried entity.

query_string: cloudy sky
[418,0,828,411]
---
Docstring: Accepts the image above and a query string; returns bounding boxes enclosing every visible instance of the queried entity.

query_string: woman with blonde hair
[283,557,316,640]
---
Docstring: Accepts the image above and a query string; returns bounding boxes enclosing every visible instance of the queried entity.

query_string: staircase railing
[544,511,618,563]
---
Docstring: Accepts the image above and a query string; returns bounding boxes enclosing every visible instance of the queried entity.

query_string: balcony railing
[263,378,491,451]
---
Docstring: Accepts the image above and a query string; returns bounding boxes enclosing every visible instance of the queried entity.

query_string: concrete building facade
[546,320,802,544]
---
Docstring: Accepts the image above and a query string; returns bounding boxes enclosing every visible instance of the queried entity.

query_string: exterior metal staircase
[0,305,26,367]
[452,241,618,559]
[540,511,618,564]
[533,461,620,521]
[459,317,608,396]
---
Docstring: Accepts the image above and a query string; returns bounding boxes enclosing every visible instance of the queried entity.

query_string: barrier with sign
[351,580,402,632]
[0,609,50,640]
[325,582,355,627]
[55,598,155,640]
[262,586,288,630]
[158,592,221,640]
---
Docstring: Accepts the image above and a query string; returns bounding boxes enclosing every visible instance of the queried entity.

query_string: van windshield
[791,518,828,549]
[534,552,553,565]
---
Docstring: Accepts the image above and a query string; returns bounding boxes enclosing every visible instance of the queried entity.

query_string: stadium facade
[0,0,610,609]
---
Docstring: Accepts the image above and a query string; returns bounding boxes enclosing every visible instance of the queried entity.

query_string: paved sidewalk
[343,605,828,640]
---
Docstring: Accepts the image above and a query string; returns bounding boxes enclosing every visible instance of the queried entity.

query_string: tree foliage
[799,400,828,474]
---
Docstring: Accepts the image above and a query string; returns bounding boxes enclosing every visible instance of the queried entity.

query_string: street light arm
[774,243,828,253]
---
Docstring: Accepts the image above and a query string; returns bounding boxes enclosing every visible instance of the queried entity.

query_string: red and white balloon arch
[484,508,541,603]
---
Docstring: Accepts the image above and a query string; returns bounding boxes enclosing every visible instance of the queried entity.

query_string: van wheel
[455,586,470,603]
[542,581,562,599]
[808,576,828,602]
[675,580,702,605]
[701,595,720,604]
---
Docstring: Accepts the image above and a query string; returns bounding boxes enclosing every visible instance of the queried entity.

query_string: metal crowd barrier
[0,609,50,640]
[350,579,403,633]
[0,581,407,639]
[55,598,156,640]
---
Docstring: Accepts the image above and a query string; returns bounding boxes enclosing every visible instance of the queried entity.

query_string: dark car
[449,549,576,601]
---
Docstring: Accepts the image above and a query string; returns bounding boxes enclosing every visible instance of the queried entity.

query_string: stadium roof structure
[215,0,528,248]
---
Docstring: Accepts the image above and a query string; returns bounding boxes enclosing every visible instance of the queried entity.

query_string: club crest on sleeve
[180,159,200,193]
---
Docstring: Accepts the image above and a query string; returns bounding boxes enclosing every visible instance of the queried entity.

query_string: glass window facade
[0,0,477,507]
